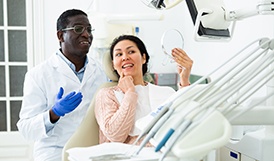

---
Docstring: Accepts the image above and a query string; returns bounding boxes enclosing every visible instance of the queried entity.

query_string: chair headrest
[102,52,119,82]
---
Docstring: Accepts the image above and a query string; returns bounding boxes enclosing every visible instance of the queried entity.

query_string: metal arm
[225,0,274,21]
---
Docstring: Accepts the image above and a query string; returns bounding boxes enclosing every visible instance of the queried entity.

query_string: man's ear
[57,30,64,42]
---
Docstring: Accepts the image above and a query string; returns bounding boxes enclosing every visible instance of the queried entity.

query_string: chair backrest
[62,51,211,161]
[62,52,118,161]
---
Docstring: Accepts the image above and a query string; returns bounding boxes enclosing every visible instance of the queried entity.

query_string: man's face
[59,14,93,58]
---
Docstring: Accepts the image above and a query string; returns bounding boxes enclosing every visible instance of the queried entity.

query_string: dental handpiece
[134,108,175,155]
[159,108,215,160]
[158,119,192,161]
[155,101,201,152]
[155,117,191,152]
[134,84,200,155]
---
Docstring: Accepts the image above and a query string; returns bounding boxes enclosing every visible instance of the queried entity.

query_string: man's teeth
[81,41,89,44]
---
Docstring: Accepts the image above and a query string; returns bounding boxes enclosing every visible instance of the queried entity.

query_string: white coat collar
[51,50,98,84]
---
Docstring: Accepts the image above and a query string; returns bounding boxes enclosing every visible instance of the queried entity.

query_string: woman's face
[112,40,146,79]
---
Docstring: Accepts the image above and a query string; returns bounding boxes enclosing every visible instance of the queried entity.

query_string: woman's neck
[133,76,145,86]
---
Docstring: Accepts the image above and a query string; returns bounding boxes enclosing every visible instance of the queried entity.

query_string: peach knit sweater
[95,83,176,147]
[95,86,142,145]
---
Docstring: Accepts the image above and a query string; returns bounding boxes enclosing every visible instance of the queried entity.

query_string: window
[0,0,32,132]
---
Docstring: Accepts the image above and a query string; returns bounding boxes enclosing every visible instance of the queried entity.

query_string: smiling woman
[112,39,147,86]
[94,34,193,146]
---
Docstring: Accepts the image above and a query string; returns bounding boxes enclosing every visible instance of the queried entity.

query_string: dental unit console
[136,0,274,161]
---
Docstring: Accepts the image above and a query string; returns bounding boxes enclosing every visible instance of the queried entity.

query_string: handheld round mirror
[161,29,184,65]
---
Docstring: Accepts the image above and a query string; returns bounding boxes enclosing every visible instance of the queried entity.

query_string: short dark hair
[56,9,87,31]
[110,35,150,76]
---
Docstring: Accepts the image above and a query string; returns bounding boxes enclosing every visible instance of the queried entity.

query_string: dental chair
[62,53,211,161]
[62,52,119,161]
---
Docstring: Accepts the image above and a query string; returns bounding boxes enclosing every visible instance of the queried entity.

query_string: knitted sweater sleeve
[95,87,138,143]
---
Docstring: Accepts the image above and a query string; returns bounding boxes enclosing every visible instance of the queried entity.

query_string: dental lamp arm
[225,0,274,21]
[198,0,274,29]
[191,0,274,41]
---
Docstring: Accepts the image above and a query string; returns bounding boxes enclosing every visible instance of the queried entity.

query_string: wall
[43,0,274,81]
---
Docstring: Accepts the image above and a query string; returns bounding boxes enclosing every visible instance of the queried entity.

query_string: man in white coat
[17,9,108,161]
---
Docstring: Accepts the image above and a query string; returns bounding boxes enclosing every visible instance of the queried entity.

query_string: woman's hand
[172,48,193,87]
[118,72,135,93]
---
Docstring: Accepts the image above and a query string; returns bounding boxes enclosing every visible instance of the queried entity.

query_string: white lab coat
[17,50,108,161]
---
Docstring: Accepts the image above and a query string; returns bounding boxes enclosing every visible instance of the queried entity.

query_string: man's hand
[52,87,83,117]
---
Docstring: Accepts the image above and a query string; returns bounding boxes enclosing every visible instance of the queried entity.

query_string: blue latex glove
[52,87,83,117]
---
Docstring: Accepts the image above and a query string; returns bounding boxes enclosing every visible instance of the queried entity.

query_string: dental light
[141,0,183,10]
[141,0,274,41]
